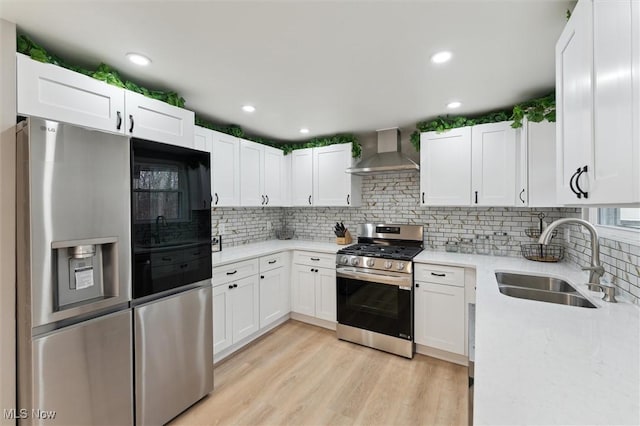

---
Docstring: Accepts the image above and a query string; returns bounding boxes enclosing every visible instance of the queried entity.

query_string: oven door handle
[337,269,412,287]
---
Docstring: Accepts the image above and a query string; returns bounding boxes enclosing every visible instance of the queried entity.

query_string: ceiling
[0,0,574,142]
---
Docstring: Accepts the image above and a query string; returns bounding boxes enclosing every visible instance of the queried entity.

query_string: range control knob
[396,262,405,271]
[384,261,393,269]
[366,258,375,267]
[340,256,349,265]
[350,257,360,266]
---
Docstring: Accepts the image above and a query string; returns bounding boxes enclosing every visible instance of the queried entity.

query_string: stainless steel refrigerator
[16,118,133,425]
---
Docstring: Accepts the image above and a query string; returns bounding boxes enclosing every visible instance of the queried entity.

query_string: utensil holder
[336,230,352,245]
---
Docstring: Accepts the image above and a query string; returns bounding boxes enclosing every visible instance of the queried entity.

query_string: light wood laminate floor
[171,320,468,426]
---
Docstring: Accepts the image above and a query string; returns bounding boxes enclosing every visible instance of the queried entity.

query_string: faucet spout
[538,218,614,302]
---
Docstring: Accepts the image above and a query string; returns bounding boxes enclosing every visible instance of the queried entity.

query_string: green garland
[17,35,185,107]
[409,93,555,151]
[195,117,361,157]
[18,33,361,158]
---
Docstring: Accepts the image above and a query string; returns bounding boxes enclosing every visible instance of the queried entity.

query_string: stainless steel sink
[497,286,597,308]
[495,272,577,293]
[495,272,597,308]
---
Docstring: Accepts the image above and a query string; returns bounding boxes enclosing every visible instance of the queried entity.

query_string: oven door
[336,268,413,340]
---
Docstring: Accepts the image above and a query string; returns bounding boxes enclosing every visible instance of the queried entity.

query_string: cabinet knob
[233,284,238,288]
[260,275,264,279]
[228,284,233,289]
[416,283,420,288]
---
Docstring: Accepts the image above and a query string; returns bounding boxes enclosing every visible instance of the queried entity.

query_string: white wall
[0,18,16,426]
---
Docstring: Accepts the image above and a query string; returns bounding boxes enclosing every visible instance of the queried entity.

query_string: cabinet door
[471,122,518,206]
[263,146,284,206]
[259,268,285,328]
[194,126,212,152]
[555,0,593,204]
[291,148,314,206]
[211,131,241,206]
[213,284,233,354]
[232,275,260,342]
[17,54,125,134]
[414,282,465,355]
[590,0,635,203]
[282,154,292,206]
[420,128,472,206]
[291,264,316,316]
[527,121,558,207]
[314,267,336,322]
[124,90,195,148]
[240,139,264,206]
[313,143,353,207]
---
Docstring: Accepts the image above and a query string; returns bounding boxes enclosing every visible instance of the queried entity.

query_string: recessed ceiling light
[126,52,151,66]
[299,128,310,134]
[242,105,256,113]
[431,51,452,64]
[447,101,462,109]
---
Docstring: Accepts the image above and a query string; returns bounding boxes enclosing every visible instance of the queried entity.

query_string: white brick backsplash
[211,172,638,305]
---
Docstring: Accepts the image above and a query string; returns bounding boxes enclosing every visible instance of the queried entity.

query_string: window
[133,162,187,222]
[588,208,640,244]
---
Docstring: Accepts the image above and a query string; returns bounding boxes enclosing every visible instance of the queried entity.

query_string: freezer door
[28,309,133,426]
[134,285,213,425]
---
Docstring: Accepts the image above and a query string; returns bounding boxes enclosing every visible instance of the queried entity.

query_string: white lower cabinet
[291,251,336,322]
[414,264,466,355]
[259,252,290,328]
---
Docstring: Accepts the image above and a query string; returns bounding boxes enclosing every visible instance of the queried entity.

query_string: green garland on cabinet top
[409,92,556,151]
[17,34,361,158]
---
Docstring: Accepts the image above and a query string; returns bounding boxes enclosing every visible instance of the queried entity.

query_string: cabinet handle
[422,192,425,204]
[116,111,122,130]
[310,268,314,272]
[226,270,237,275]
[228,284,233,289]
[214,193,219,205]
[575,165,589,199]
[260,275,265,279]
[308,195,312,205]
[265,195,269,205]
[233,284,238,288]
[261,195,265,205]
[310,258,320,261]
[129,114,134,133]
[431,272,446,277]
[519,189,525,203]
[474,191,478,204]
[268,260,276,264]
[416,283,420,288]
[347,194,350,205]
[569,168,581,198]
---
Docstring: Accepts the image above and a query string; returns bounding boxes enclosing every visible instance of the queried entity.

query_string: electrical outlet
[219,223,226,235]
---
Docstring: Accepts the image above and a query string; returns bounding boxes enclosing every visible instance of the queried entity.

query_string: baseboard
[289,312,336,331]
[416,343,468,366]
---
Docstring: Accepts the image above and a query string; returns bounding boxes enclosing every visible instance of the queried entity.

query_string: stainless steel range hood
[346,128,419,175]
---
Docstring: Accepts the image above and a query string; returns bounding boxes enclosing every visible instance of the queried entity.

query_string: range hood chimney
[346,128,419,175]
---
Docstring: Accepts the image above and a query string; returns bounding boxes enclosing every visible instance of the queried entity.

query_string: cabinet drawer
[213,259,258,286]
[292,251,335,269]
[415,264,465,287]
[259,252,286,272]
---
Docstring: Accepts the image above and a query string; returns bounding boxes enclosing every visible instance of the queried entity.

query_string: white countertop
[213,241,640,425]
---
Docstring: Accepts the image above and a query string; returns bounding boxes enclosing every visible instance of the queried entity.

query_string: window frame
[586,208,640,245]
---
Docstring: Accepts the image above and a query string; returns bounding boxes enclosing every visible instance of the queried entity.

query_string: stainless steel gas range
[335,224,424,358]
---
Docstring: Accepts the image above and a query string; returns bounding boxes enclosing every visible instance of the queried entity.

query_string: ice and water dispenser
[52,237,119,310]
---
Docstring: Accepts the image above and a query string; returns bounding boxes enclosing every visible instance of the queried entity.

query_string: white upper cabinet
[17,53,125,134]
[291,148,314,206]
[123,90,194,148]
[17,54,195,147]
[420,123,521,207]
[471,122,518,206]
[524,120,558,207]
[556,0,639,204]
[313,143,361,207]
[420,127,472,206]
[239,139,284,207]
[211,130,241,207]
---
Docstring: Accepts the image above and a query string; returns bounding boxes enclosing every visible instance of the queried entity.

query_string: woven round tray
[521,243,564,262]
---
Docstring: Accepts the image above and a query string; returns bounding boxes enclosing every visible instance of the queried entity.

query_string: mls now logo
[4,408,57,420]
